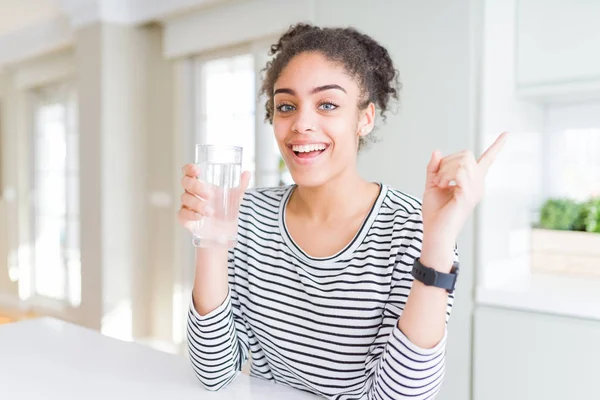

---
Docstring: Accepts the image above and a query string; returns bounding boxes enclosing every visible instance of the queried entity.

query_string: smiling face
[272,52,375,187]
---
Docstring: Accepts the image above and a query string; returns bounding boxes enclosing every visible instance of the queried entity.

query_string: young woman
[178,24,506,400]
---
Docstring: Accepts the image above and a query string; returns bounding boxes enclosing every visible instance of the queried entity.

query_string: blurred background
[0,0,599,399]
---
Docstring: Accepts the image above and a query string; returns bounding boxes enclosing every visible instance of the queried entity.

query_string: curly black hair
[260,23,401,150]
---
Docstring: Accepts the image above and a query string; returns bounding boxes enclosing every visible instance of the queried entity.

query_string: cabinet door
[517,0,600,88]
[474,306,600,400]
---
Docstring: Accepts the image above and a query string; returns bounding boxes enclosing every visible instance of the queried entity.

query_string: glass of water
[193,144,243,248]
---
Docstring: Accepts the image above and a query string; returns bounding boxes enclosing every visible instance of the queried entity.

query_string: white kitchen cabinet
[516,0,600,101]
[473,305,600,400]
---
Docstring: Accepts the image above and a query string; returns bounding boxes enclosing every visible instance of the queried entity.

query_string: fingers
[238,171,251,199]
[433,152,476,188]
[439,153,475,176]
[434,165,470,188]
[437,173,458,189]
[436,167,467,189]
[440,150,472,166]
[181,192,213,216]
[477,132,509,173]
[182,163,199,177]
[453,166,469,189]
[181,175,212,199]
[427,136,505,209]
[178,165,250,228]
[179,164,213,227]
[178,206,202,225]
[429,131,508,186]
[181,164,211,199]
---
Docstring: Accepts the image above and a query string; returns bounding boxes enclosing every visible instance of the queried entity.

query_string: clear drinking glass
[193,145,243,248]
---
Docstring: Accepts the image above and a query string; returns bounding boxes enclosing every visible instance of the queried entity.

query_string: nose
[291,109,316,134]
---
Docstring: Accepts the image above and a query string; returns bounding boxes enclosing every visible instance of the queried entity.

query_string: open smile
[288,143,331,164]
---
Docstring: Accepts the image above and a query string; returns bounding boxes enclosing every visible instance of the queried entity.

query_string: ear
[358,102,376,137]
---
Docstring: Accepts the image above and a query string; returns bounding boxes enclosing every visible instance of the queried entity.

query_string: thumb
[238,171,251,200]
[426,150,442,181]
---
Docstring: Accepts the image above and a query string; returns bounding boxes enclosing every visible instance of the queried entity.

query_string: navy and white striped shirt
[187,184,457,399]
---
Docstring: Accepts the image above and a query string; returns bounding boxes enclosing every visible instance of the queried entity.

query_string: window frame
[193,46,257,185]
[24,80,81,314]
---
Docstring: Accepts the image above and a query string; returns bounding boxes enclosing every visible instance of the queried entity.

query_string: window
[544,102,600,201]
[195,53,257,186]
[545,128,600,201]
[25,83,80,307]
[193,50,290,188]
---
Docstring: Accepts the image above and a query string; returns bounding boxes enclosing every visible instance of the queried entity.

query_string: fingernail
[204,207,214,216]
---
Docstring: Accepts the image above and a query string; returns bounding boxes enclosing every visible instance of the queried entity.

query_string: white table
[0,317,319,399]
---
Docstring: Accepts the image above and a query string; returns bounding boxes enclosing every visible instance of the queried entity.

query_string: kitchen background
[0,1,599,399]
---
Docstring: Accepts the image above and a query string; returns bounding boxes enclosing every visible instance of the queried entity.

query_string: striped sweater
[187,184,457,399]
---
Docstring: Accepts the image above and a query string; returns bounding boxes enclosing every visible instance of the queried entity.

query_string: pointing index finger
[477,132,509,173]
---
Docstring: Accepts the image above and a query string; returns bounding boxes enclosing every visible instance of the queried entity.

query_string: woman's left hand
[421,132,509,258]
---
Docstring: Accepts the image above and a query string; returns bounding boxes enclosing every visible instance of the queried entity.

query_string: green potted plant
[532,197,600,277]
[581,199,600,233]
[538,199,582,231]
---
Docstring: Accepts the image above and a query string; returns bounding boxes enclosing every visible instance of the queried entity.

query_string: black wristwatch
[411,258,459,293]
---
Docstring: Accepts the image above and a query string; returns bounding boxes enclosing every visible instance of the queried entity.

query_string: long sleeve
[186,249,250,391]
[366,211,458,399]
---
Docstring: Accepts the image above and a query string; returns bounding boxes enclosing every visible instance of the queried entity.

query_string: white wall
[0,0,62,35]
[516,0,600,88]
[73,24,106,330]
[0,72,19,302]
[76,23,169,339]
[145,26,177,344]
[101,23,150,339]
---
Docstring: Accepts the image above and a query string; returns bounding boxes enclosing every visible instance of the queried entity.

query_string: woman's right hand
[177,164,251,233]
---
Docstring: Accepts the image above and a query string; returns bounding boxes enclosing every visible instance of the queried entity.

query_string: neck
[289,169,378,222]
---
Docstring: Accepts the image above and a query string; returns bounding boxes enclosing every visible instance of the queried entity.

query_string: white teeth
[291,144,327,153]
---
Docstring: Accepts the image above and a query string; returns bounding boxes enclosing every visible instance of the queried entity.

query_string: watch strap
[411,258,459,293]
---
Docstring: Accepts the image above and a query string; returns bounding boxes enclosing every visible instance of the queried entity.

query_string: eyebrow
[273,84,347,96]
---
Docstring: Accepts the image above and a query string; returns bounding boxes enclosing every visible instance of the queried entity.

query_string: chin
[289,171,330,188]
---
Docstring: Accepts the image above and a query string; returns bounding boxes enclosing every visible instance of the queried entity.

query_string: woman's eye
[276,104,295,113]
[319,102,338,111]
